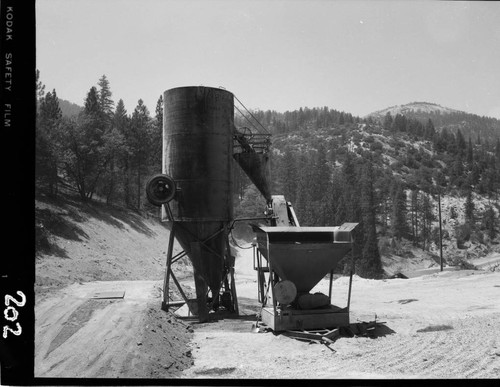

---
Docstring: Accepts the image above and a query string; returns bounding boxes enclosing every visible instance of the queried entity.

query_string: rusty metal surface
[163,86,234,222]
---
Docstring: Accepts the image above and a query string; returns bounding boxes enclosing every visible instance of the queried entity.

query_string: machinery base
[261,306,349,332]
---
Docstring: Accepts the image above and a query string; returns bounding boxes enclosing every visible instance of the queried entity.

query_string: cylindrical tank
[163,86,234,221]
[162,86,235,320]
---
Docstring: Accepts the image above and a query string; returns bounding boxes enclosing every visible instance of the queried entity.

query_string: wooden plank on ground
[90,290,125,299]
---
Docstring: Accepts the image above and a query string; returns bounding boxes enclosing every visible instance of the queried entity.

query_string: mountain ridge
[367,101,463,119]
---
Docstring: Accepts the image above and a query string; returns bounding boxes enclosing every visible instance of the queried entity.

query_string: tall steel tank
[161,86,235,321]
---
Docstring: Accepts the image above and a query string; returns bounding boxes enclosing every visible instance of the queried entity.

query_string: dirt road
[35,245,500,380]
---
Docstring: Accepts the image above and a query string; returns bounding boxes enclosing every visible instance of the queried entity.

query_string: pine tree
[410,189,420,246]
[495,138,500,173]
[36,89,62,195]
[294,153,314,225]
[456,129,466,156]
[391,180,408,240]
[97,75,114,118]
[338,112,345,125]
[424,118,436,140]
[310,145,331,225]
[483,206,498,240]
[36,69,46,110]
[149,95,163,167]
[466,137,474,168]
[464,186,475,226]
[84,86,101,116]
[383,112,393,132]
[59,87,108,201]
[359,162,383,279]
[113,99,132,205]
[281,147,298,205]
[420,193,434,250]
[129,99,152,209]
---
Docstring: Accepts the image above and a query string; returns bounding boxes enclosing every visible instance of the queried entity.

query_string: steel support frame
[161,204,238,317]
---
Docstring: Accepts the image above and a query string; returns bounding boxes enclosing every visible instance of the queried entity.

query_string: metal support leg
[162,223,176,311]
[328,269,334,304]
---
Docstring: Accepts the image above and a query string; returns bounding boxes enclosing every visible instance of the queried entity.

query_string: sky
[36,0,500,119]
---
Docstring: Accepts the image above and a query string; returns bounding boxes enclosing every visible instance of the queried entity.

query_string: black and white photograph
[2,0,500,383]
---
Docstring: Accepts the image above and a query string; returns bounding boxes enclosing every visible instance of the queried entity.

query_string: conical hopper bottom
[233,152,272,202]
[168,222,227,319]
[267,243,351,294]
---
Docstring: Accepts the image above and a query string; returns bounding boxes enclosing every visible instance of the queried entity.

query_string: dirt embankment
[35,194,190,300]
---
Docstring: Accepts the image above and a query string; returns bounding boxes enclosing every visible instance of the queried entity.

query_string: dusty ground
[34,194,500,380]
[35,280,194,378]
[181,248,500,379]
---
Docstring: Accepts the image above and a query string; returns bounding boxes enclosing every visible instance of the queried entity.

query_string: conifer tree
[424,118,436,140]
[129,99,152,209]
[466,137,474,167]
[410,189,420,246]
[281,147,298,205]
[420,193,434,250]
[391,180,408,240]
[147,95,164,168]
[97,75,114,118]
[84,86,101,115]
[456,129,466,156]
[383,112,393,132]
[36,89,62,195]
[59,87,108,201]
[294,153,314,225]
[310,145,331,225]
[359,162,383,279]
[483,206,498,240]
[113,99,132,205]
[36,69,46,109]
[464,186,475,226]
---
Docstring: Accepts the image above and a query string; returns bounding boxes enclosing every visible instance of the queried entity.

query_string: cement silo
[147,86,237,322]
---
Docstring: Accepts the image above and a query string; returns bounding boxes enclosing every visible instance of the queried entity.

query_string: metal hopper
[254,226,353,293]
[253,223,358,331]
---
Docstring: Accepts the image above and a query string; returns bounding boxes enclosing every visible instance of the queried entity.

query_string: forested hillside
[35,70,500,279]
[58,98,83,118]
[367,101,500,145]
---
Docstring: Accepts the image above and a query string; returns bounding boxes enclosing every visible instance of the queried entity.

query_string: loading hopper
[253,223,358,331]
[253,225,355,294]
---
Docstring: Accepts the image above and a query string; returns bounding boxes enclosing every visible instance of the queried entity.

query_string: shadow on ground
[36,192,163,252]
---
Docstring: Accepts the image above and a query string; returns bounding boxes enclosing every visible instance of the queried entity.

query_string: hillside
[366,101,500,143]
[35,191,191,301]
[58,98,83,118]
[264,116,500,274]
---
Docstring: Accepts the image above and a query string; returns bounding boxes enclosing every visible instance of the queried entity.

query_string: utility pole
[438,190,443,271]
